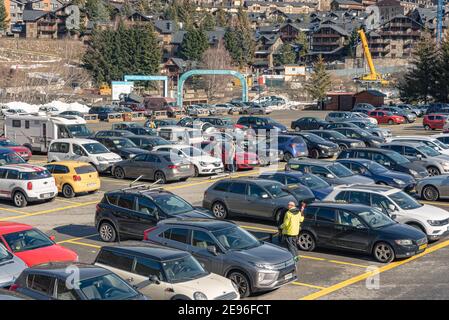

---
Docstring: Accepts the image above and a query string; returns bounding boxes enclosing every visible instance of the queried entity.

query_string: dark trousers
[285,235,299,260]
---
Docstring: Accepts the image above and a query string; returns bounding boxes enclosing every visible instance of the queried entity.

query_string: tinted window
[371,194,392,212]
[53,165,69,174]
[134,256,165,280]
[117,194,135,210]
[133,154,147,162]
[348,191,371,205]
[336,211,364,227]
[303,206,317,219]
[106,193,119,205]
[191,230,216,248]
[27,274,54,296]
[6,170,19,180]
[0,169,7,179]
[12,120,21,128]
[229,182,247,195]
[316,208,336,223]
[167,228,189,244]
[97,250,134,272]
[214,181,231,192]
[248,184,267,198]
[136,196,157,216]
[389,145,403,153]
[335,191,349,201]
[75,165,96,174]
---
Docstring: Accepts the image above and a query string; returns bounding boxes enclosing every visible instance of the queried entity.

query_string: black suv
[127,135,172,151]
[305,130,365,150]
[337,148,429,179]
[290,117,329,131]
[95,186,213,242]
[92,137,147,159]
[236,116,287,134]
[298,202,428,263]
[331,127,384,147]
[287,132,339,159]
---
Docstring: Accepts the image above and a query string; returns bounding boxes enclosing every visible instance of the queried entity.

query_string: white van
[47,138,122,172]
[4,114,92,153]
[157,126,204,145]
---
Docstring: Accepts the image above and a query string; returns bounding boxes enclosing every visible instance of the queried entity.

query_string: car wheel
[427,166,441,176]
[275,208,284,225]
[13,191,27,208]
[424,124,431,131]
[99,221,117,242]
[228,271,251,298]
[297,231,316,251]
[295,126,300,132]
[318,126,324,130]
[193,166,199,177]
[422,185,439,201]
[154,171,167,184]
[339,144,347,151]
[373,242,395,263]
[388,119,394,125]
[310,149,320,159]
[62,184,75,198]
[212,201,228,219]
[113,167,125,179]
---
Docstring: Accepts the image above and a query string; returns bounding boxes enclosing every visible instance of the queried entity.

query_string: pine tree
[202,12,215,31]
[216,8,227,27]
[346,29,358,58]
[294,31,308,61]
[304,55,331,104]
[85,0,110,22]
[179,27,209,61]
[224,9,255,68]
[434,38,449,102]
[0,0,8,31]
[275,44,296,66]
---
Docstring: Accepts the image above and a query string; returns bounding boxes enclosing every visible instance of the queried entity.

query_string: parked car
[0,289,32,300]
[92,137,147,160]
[331,127,384,148]
[0,149,27,165]
[95,186,213,242]
[423,114,449,130]
[236,116,287,135]
[352,103,375,113]
[112,122,156,136]
[201,141,259,170]
[43,161,100,198]
[289,132,339,159]
[425,103,449,115]
[336,159,416,191]
[396,103,423,117]
[325,111,372,124]
[144,219,297,297]
[352,112,378,125]
[290,117,329,131]
[381,142,449,176]
[258,171,333,200]
[92,130,135,138]
[347,120,392,139]
[267,135,308,162]
[241,104,272,115]
[285,159,375,186]
[0,222,78,266]
[297,202,428,263]
[324,184,449,241]
[203,178,302,223]
[146,119,179,128]
[0,244,27,288]
[127,135,172,151]
[368,110,405,125]
[47,139,122,173]
[416,174,449,201]
[152,144,223,176]
[88,106,115,121]
[112,151,194,183]
[157,126,204,145]
[378,106,416,123]
[59,111,85,117]
[196,117,236,131]
[305,130,365,151]
[337,148,429,180]
[10,263,146,300]
[38,106,60,115]
[387,136,449,156]
[94,246,239,300]
[0,138,32,161]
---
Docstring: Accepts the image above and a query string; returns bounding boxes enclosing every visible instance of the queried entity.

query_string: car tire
[113,167,125,179]
[310,149,320,159]
[294,126,300,132]
[228,271,251,298]
[154,171,167,184]
[62,184,75,198]
[99,221,117,242]
[388,119,394,125]
[373,242,395,263]
[318,126,324,130]
[339,144,347,151]
[297,231,316,251]
[427,166,440,176]
[193,166,199,177]
[283,152,293,162]
[274,208,284,225]
[212,201,228,219]
[424,124,431,131]
[422,185,439,201]
[13,191,27,208]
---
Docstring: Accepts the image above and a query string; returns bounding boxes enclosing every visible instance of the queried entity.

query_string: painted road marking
[55,198,82,205]
[56,234,98,244]
[299,238,449,300]
[291,282,326,290]
[0,206,30,215]
[66,240,101,249]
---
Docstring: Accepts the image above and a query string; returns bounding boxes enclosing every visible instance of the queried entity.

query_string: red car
[0,138,31,161]
[423,114,449,130]
[368,110,405,124]
[201,141,259,170]
[0,222,78,267]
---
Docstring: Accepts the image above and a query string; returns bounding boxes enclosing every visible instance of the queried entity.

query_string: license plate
[181,165,189,169]
[214,168,222,172]
[87,183,97,187]
[41,193,52,199]
[284,273,293,280]
[419,244,427,250]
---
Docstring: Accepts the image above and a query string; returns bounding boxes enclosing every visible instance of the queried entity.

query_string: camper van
[4,114,92,153]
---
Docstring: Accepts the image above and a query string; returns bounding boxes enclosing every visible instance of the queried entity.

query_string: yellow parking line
[66,240,101,249]
[299,238,449,300]
[299,255,327,261]
[56,234,98,244]
[421,201,449,207]
[55,198,81,205]
[0,206,29,215]
[291,282,326,290]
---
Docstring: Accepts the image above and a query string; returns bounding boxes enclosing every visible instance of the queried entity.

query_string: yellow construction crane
[355,29,389,86]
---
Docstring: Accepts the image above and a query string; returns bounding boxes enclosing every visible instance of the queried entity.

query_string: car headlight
[371,140,381,145]
[351,142,360,147]
[410,170,418,176]
[318,144,330,149]
[253,262,275,270]
[193,292,208,300]
[199,161,208,167]
[427,220,447,226]
[442,161,449,168]
[97,156,107,161]
[395,239,413,246]
[393,178,405,185]
[257,270,279,285]
[128,153,136,159]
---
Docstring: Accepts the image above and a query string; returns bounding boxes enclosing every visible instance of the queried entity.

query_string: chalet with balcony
[310,24,349,61]
[253,34,283,71]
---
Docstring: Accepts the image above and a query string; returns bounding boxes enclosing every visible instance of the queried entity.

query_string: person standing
[280,201,306,262]
[148,116,156,129]
[226,138,237,173]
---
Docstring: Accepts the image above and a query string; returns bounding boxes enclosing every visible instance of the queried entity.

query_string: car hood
[401,162,428,175]
[230,242,293,264]
[14,245,78,267]
[96,152,122,161]
[405,204,449,220]
[337,138,361,145]
[8,146,30,154]
[0,256,27,287]
[177,273,237,299]
[175,209,214,219]
[119,147,147,155]
[380,222,426,240]
[337,175,374,185]
[379,170,415,183]
[189,155,222,163]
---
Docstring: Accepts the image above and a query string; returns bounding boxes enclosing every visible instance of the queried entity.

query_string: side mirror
[149,275,160,285]
[390,214,397,220]
[326,173,335,179]
[383,162,391,167]
[416,154,423,160]
[207,245,218,256]
[388,204,397,212]
[154,210,160,221]
[261,193,270,199]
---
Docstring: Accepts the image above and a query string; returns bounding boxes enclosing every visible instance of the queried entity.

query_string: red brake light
[9,284,19,291]
[27,182,32,190]
[143,227,158,240]
[73,175,81,181]
[168,165,179,169]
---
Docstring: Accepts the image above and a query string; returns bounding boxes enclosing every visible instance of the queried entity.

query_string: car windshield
[79,273,139,300]
[297,174,329,189]
[82,143,110,154]
[358,208,396,228]
[142,137,171,147]
[153,194,194,215]
[387,152,410,164]
[212,226,261,250]
[355,129,370,137]
[180,147,207,157]
[431,139,449,150]
[328,163,354,177]
[0,244,12,262]
[301,133,326,143]
[66,125,92,137]
[364,161,388,173]
[162,255,208,283]
[326,131,347,140]
[417,145,441,157]
[389,191,422,210]
[0,139,19,147]
[0,152,25,164]
[265,183,289,198]
[111,139,136,149]
[3,228,53,253]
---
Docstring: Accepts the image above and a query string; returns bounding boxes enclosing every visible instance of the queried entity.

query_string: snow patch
[4,101,90,113]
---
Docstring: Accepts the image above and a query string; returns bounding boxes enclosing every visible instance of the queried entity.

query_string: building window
[12,120,21,128]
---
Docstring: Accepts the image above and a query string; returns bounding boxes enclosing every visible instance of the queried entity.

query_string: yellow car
[44,161,101,198]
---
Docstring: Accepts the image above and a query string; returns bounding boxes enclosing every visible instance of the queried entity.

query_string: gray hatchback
[202,178,298,223]
[143,218,297,297]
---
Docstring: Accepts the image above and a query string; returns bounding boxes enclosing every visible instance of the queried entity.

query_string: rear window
[213,181,231,192]
[19,170,52,180]
[96,250,134,272]
[75,165,97,175]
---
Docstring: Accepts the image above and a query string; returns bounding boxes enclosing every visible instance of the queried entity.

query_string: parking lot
[3,109,449,300]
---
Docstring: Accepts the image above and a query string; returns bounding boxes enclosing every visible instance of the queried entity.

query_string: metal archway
[177,69,248,107]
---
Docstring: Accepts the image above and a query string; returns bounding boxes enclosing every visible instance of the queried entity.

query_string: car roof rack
[118,176,165,194]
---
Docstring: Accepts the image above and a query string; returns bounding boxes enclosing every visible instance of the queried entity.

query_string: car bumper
[394,243,427,258]
[319,149,339,158]
[426,226,449,240]
[165,170,194,181]
[27,189,58,201]
[97,160,121,172]
[72,180,101,193]
[198,165,224,175]
[252,267,297,292]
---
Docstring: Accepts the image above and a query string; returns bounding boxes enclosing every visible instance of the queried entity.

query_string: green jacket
[280,208,304,236]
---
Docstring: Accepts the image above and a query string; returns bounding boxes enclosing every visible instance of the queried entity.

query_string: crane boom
[358,29,377,76]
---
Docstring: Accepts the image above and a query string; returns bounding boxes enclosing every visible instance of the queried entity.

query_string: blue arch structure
[177,69,248,107]
[124,75,169,97]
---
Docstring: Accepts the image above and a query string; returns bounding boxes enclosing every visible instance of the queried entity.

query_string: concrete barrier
[130,112,146,121]
[153,110,167,119]
[106,113,123,122]
[83,114,99,123]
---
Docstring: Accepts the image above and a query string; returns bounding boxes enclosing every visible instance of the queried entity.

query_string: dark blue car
[0,148,26,164]
[336,158,416,191]
[258,171,333,200]
[276,135,308,161]
[236,116,287,135]
[89,106,115,121]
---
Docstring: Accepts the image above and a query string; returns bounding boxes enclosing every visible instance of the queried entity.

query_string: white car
[387,135,449,156]
[0,164,58,207]
[47,138,122,173]
[0,244,27,288]
[157,126,204,145]
[353,112,378,125]
[324,184,449,241]
[38,106,60,116]
[152,144,224,176]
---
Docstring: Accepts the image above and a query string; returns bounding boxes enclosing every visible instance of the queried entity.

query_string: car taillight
[27,182,32,190]
[73,175,81,181]
[143,227,158,240]
[9,284,19,291]
[168,165,179,169]
[96,204,100,211]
